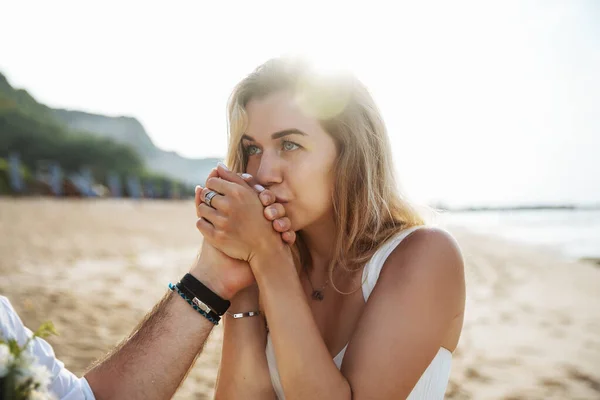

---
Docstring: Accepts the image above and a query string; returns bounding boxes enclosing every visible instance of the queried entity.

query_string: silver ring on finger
[204,190,218,208]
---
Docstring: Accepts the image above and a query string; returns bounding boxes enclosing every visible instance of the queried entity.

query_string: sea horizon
[440,208,600,262]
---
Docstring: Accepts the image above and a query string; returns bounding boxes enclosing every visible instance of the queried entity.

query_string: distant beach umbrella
[126,175,142,199]
[80,167,94,197]
[144,180,155,199]
[163,181,172,199]
[107,172,122,197]
[50,162,63,196]
[8,153,24,193]
[67,167,96,197]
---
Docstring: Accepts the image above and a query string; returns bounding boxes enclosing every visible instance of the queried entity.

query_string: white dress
[265,225,453,399]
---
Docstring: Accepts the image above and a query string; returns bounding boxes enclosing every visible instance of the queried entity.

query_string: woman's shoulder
[396,225,459,250]
[362,226,462,295]
[364,226,465,321]
[374,225,458,255]
[383,225,464,283]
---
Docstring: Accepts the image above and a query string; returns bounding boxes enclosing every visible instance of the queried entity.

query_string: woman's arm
[214,285,276,399]
[251,245,352,399]
[252,228,465,399]
[200,167,289,399]
[340,228,465,398]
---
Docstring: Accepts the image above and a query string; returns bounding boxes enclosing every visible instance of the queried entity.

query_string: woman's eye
[245,145,261,156]
[282,141,300,151]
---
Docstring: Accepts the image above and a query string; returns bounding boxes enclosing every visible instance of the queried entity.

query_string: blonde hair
[225,56,426,294]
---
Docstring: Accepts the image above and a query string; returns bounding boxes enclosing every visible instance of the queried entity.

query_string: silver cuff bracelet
[226,310,261,319]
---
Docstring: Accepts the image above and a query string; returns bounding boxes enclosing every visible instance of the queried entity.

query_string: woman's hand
[190,185,254,300]
[239,173,296,245]
[190,165,295,298]
[189,240,253,300]
[196,164,289,262]
[203,167,296,245]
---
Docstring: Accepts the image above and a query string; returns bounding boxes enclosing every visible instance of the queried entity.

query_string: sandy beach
[1,198,599,399]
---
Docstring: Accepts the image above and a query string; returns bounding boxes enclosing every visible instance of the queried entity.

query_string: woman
[195,57,465,399]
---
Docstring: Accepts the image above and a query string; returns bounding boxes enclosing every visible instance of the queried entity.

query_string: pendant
[312,290,325,301]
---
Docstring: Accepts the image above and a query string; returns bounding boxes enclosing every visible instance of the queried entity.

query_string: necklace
[304,267,329,301]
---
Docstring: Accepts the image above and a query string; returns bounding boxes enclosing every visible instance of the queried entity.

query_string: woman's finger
[241,174,268,196]
[259,190,276,207]
[282,230,296,245]
[264,203,286,221]
[195,168,217,216]
[195,186,203,217]
[198,203,218,226]
[195,217,216,241]
[197,202,223,228]
[199,187,228,212]
[195,185,202,205]
[215,163,252,188]
[206,176,240,197]
[241,173,256,186]
[272,217,291,232]
[205,168,219,185]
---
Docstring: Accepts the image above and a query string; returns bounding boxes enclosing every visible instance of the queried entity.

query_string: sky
[1,0,598,208]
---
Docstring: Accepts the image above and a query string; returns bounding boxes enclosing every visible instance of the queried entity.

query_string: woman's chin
[289,220,301,233]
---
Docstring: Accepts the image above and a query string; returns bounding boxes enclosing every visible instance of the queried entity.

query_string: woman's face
[242,90,338,231]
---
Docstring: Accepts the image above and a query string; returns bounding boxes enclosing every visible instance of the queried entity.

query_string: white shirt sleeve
[0,296,96,400]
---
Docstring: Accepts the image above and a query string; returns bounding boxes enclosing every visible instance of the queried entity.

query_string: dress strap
[361,225,428,301]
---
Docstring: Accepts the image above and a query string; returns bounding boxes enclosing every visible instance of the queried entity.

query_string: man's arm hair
[85,291,215,400]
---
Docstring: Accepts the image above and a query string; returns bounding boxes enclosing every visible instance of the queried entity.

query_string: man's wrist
[188,268,235,300]
[168,290,217,329]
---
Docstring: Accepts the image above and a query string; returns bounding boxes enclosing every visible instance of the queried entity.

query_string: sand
[1,198,599,399]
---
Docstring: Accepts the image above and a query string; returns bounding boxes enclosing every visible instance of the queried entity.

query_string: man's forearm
[85,291,215,400]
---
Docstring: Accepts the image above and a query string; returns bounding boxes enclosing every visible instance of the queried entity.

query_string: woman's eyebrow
[242,129,308,142]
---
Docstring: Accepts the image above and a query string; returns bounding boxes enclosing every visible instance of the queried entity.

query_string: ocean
[438,209,600,261]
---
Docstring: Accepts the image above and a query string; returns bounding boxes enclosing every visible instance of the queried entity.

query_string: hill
[0,71,220,186]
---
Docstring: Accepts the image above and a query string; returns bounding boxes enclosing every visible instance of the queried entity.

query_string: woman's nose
[255,153,283,187]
